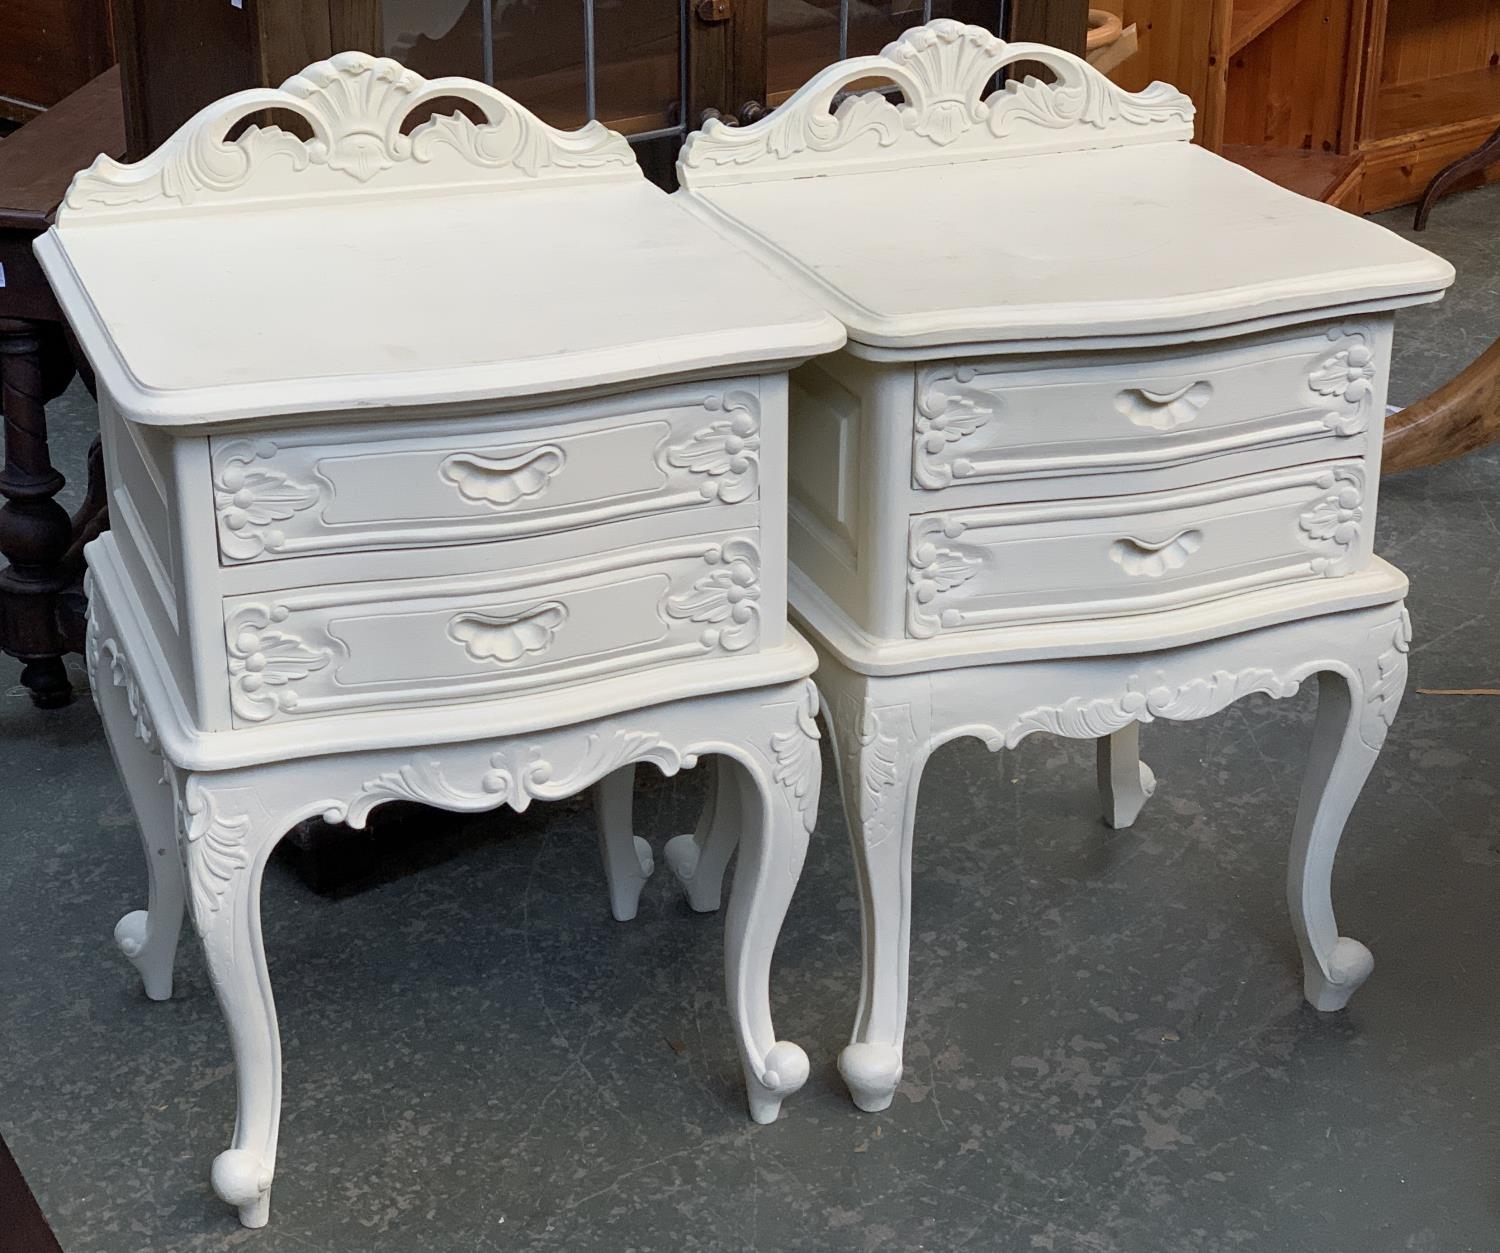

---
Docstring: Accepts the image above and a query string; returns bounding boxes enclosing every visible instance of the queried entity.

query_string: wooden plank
[1360,109,1500,210]
[1222,143,1362,202]
[1374,64,1500,141]
[1228,0,1307,57]
[0,66,126,232]
[1006,0,1089,53]
[1222,0,1356,154]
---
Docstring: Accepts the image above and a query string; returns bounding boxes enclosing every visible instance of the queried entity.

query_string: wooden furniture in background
[0,0,115,127]
[1384,337,1500,476]
[0,67,125,707]
[1093,0,1500,214]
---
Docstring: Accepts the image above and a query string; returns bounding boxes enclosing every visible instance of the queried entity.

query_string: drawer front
[211,382,762,564]
[912,323,1381,491]
[221,529,764,724]
[906,461,1367,638]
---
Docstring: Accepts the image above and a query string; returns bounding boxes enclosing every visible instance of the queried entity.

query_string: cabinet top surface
[681,140,1454,351]
[40,181,843,426]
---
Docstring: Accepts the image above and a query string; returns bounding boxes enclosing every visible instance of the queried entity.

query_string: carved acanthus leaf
[62,51,636,219]
[836,693,916,848]
[178,779,253,935]
[663,537,762,652]
[86,616,157,749]
[663,391,761,504]
[214,439,323,562]
[448,602,567,665]
[225,603,333,723]
[677,20,1193,188]
[770,680,822,833]
[1361,608,1411,750]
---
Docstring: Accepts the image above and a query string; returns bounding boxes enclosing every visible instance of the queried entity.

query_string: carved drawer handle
[1114,381,1213,430]
[440,445,565,507]
[448,602,567,664]
[1109,529,1203,577]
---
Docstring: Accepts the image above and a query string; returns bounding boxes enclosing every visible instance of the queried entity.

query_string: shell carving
[448,602,568,664]
[1114,381,1213,431]
[1108,530,1203,577]
[440,445,566,508]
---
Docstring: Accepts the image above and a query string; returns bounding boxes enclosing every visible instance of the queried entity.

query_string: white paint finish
[220,530,764,726]
[805,602,1409,1110]
[676,27,1450,350]
[209,382,765,563]
[911,322,1382,490]
[37,54,843,428]
[64,54,834,1229]
[91,571,821,1227]
[672,20,1433,1117]
[905,461,1369,637]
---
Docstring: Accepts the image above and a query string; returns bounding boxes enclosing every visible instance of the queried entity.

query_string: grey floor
[2,186,1499,1253]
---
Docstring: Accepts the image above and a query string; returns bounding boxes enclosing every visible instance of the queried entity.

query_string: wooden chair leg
[1413,121,1500,231]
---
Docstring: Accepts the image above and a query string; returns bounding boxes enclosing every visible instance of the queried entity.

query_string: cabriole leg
[182,782,288,1228]
[722,751,813,1124]
[1096,724,1157,830]
[593,764,653,921]
[664,754,741,913]
[109,735,184,1002]
[1288,669,1389,1012]
[829,693,923,1114]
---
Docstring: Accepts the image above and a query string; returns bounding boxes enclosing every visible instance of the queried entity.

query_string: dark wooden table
[0,66,124,706]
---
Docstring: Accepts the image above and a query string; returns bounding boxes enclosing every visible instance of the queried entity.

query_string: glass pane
[767,0,1004,105]
[382,0,682,136]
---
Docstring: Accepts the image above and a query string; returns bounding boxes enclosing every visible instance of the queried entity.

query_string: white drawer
[210,382,763,564]
[220,529,765,725]
[906,461,1368,638]
[911,323,1381,491]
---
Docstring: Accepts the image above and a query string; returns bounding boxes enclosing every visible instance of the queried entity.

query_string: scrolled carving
[1310,328,1377,437]
[62,51,637,220]
[214,439,323,562]
[225,603,333,723]
[677,20,1193,188]
[440,445,565,508]
[913,364,991,489]
[907,516,984,637]
[663,537,762,652]
[447,601,567,664]
[86,612,158,749]
[1298,467,1364,574]
[663,391,761,504]
[999,666,1300,749]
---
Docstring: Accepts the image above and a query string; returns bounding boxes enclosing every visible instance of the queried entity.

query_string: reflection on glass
[766,0,1001,105]
[382,0,681,135]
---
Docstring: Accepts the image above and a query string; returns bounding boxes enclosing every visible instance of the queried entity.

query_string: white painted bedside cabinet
[39,56,844,1226]
[657,20,1454,1115]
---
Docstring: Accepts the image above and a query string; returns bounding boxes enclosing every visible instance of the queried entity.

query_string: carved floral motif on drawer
[222,531,764,724]
[905,462,1367,637]
[211,385,763,563]
[911,325,1380,490]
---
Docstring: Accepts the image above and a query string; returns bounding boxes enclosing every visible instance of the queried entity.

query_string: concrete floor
[2,186,1498,1253]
